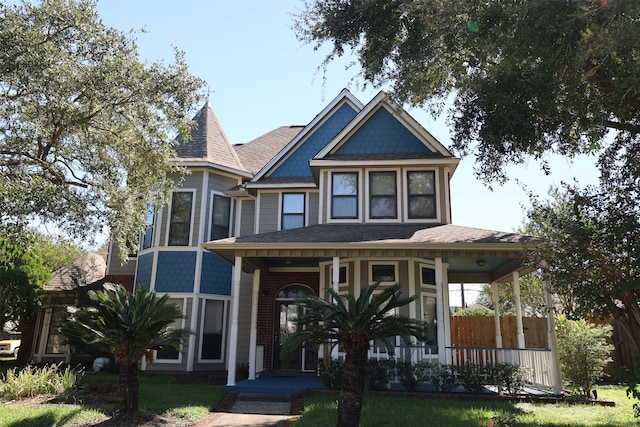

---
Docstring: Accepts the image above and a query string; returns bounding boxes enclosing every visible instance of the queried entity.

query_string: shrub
[458,361,485,393]
[435,364,458,392]
[556,316,614,397]
[0,364,82,400]
[452,307,495,317]
[366,359,394,391]
[493,363,527,396]
[317,358,344,390]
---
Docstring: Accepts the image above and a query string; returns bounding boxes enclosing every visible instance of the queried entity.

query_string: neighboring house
[22,246,134,364]
[27,89,561,393]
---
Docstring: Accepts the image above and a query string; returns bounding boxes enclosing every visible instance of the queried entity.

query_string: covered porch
[202,223,562,395]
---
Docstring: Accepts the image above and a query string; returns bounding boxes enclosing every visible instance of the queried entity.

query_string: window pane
[142,204,155,249]
[332,196,357,218]
[201,300,224,360]
[408,171,435,195]
[372,265,395,282]
[211,195,231,240]
[169,192,193,246]
[45,307,66,354]
[283,194,304,213]
[282,215,304,230]
[370,197,397,218]
[333,173,357,195]
[409,196,436,218]
[421,267,435,285]
[370,172,396,195]
[156,299,183,360]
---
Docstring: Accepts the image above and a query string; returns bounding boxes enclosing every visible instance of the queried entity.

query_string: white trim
[208,190,233,240]
[226,257,242,385]
[310,158,459,168]
[199,172,209,244]
[245,182,318,189]
[279,192,307,231]
[326,170,362,223]
[171,161,252,178]
[248,269,260,380]
[402,168,441,223]
[418,260,437,289]
[444,167,452,224]
[165,189,197,247]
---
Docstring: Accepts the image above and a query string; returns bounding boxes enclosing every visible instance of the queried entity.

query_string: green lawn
[0,373,225,427]
[294,386,637,427]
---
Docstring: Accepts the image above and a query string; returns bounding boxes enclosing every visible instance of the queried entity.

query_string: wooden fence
[450,315,549,349]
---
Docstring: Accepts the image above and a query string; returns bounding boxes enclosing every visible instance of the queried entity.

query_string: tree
[0,224,51,330]
[61,283,190,414]
[0,0,205,257]
[295,1,640,184]
[476,278,547,317]
[283,283,427,427]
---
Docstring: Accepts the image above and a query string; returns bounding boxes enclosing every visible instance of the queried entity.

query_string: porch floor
[223,371,322,395]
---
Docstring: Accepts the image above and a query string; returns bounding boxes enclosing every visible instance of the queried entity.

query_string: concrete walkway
[193,393,302,427]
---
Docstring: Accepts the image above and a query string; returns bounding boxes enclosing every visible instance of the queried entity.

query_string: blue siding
[155,251,196,293]
[135,253,153,290]
[269,103,358,178]
[335,107,432,154]
[200,252,232,295]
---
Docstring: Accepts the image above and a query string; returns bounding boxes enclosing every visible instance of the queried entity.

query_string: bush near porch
[318,358,528,396]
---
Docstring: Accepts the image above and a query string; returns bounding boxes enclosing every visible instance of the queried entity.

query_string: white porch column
[248,269,260,380]
[491,281,503,348]
[331,256,340,360]
[435,257,447,364]
[442,263,451,348]
[512,271,526,348]
[543,275,564,395]
[226,256,242,386]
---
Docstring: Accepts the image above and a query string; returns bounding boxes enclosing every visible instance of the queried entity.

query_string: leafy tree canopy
[476,278,547,317]
[0,0,205,257]
[295,0,640,184]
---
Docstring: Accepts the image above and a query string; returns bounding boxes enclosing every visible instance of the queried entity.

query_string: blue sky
[96,0,599,234]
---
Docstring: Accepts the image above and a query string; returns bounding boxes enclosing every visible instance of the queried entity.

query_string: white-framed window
[420,266,436,288]
[210,193,231,240]
[406,170,436,219]
[331,172,359,219]
[281,193,305,230]
[142,203,155,249]
[330,264,349,288]
[420,292,439,352]
[199,299,228,362]
[369,261,398,284]
[368,171,398,219]
[168,190,195,246]
[44,306,67,355]
[154,298,185,363]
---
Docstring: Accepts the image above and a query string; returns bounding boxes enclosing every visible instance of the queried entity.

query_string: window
[211,194,231,240]
[200,300,227,361]
[155,298,183,361]
[331,172,358,219]
[371,264,396,283]
[369,171,397,219]
[329,265,348,287]
[282,193,305,230]
[421,267,435,286]
[142,204,155,249]
[45,307,66,354]
[407,171,436,219]
[168,192,193,246]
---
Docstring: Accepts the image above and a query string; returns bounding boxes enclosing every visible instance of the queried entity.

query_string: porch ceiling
[202,223,544,282]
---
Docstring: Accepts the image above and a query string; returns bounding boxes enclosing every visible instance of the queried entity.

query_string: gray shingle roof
[174,102,247,172]
[45,251,107,291]
[234,126,303,174]
[207,223,543,246]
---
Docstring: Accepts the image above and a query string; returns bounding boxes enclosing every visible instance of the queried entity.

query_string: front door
[273,300,318,371]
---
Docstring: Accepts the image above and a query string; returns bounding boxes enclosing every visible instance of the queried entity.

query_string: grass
[0,372,225,427]
[294,385,637,426]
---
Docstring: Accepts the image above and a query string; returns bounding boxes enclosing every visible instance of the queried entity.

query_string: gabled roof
[314,91,454,160]
[45,251,107,291]
[174,102,249,175]
[250,89,364,183]
[234,126,304,175]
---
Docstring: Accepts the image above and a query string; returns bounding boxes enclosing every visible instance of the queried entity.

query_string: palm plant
[283,282,428,427]
[61,283,189,413]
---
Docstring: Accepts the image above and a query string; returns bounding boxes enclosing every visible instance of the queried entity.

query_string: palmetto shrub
[0,364,82,399]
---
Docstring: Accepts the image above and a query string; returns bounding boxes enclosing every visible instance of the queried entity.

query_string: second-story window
[332,172,358,219]
[282,193,305,230]
[168,191,193,246]
[369,171,397,219]
[142,203,155,249]
[407,171,436,219]
[211,194,231,240]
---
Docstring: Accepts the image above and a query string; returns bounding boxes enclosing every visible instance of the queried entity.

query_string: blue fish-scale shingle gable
[335,107,432,155]
[269,103,358,178]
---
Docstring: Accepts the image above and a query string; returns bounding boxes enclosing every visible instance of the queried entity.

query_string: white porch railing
[337,344,554,389]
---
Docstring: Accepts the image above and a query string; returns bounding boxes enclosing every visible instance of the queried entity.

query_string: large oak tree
[0,0,205,256]
[295,0,640,183]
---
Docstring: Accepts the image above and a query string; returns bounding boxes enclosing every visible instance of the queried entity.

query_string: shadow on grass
[5,407,85,427]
